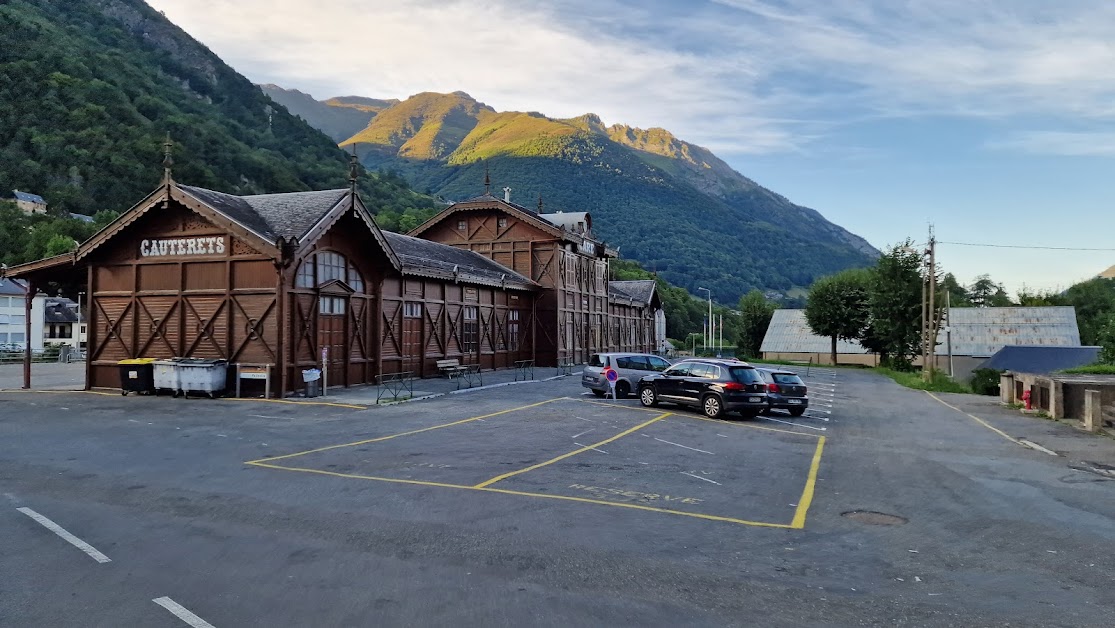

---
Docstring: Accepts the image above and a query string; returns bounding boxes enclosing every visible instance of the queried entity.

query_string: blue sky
[147,0,1115,294]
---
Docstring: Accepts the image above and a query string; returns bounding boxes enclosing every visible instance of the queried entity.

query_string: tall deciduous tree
[736,289,778,358]
[805,269,870,365]
[867,241,924,370]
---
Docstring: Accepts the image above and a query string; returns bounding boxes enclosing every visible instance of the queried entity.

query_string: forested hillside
[0,0,436,225]
[328,91,875,303]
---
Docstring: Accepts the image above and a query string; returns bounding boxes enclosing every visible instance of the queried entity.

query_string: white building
[0,278,29,349]
[0,278,86,351]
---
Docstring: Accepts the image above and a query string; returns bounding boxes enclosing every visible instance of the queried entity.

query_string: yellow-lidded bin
[118,358,156,396]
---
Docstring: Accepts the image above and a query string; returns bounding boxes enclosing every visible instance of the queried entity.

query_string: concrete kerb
[361,373,576,407]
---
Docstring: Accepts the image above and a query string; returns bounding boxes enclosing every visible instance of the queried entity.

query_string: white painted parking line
[681,471,721,485]
[763,417,827,431]
[571,428,595,439]
[153,597,216,628]
[1019,439,1058,456]
[16,507,111,563]
[650,436,714,455]
[573,442,609,454]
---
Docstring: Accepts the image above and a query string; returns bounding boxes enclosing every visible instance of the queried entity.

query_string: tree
[940,272,970,306]
[1097,314,1115,365]
[804,269,870,365]
[736,289,778,358]
[969,275,1012,307]
[867,241,924,370]
[1060,278,1115,345]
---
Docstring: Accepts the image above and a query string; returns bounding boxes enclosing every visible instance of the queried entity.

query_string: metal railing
[376,371,414,403]
[513,359,535,382]
[453,364,483,390]
[556,357,574,376]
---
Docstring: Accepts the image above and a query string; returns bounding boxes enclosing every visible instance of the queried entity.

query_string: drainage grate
[841,510,908,526]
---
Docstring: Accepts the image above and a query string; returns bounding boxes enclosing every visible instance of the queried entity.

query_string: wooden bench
[436,358,469,379]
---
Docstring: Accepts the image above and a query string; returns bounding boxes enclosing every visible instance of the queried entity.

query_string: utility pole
[923,226,937,382]
[698,287,712,355]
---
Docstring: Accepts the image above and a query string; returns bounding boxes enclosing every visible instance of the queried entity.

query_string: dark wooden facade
[410,195,661,362]
[7,181,538,395]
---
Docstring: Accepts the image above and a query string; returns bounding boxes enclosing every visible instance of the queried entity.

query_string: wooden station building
[4,167,663,396]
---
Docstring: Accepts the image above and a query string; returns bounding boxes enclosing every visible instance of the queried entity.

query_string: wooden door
[317,295,347,386]
[401,302,422,374]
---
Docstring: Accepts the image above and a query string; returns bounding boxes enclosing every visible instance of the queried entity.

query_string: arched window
[295,251,365,292]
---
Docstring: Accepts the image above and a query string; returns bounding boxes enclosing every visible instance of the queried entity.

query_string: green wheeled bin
[118,358,156,396]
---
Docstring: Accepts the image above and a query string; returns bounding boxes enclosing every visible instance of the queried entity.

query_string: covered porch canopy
[1,252,90,389]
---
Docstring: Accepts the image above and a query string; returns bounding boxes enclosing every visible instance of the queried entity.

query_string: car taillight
[768,383,780,393]
[723,382,745,391]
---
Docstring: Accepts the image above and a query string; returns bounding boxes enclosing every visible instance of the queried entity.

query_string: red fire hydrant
[1022,389,1032,410]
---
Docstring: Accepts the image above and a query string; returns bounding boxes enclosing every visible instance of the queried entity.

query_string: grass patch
[1060,364,1115,375]
[875,367,971,393]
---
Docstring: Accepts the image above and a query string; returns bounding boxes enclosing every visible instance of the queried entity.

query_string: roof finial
[537,194,544,213]
[484,162,491,195]
[162,133,174,184]
[348,145,359,189]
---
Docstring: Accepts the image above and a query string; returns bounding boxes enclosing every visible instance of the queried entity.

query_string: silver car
[582,352,671,399]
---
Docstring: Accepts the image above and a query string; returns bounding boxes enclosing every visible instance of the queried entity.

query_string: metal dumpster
[176,359,228,398]
[152,359,183,397]
[117,358,156,396]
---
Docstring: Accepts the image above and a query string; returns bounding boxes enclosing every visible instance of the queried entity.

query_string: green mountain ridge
[259,84,397,142]
[0,0,435,223]
[328,91,876,302]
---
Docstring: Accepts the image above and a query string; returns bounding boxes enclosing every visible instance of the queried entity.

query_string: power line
[938,241,1115,252]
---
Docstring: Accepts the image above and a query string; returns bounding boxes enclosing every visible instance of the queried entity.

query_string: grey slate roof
[69,213,94,223]
[760,309,869,354]
[944,306,1081,357]
[976,345,1100,375]
[12,190,45,204]
[539,211,592,237]
[178,185,349,242]
[382,232,535,291]
[0,278,27,296]
[609,280,657,305]
[43,300,79,324]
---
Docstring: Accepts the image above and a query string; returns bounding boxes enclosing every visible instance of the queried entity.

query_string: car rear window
[729,367,762,384]
[772,373,804,384]
[588,354,607,367]
[617,356,650,370]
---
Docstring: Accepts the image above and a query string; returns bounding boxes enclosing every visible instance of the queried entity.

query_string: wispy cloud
[989,131,1115,156]
[146,0,1115,155]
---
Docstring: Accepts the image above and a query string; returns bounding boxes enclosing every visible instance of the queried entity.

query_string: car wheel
[639,386,659,407]
[615,381,630,399]
[789,408,805,417]
[702,394,724,419]
[591,389,605,398]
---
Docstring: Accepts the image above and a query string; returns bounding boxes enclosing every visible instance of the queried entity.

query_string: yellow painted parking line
[574,397,668,415]
[473,412,671,488]
[247,460,794,529]
[246,397,565,464]
[686,414,824,439]
[221,397,367,410]
[790,436,826,529]
[925,391,1021,446]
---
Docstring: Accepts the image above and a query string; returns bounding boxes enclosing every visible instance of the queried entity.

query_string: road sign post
[605,367,618,400]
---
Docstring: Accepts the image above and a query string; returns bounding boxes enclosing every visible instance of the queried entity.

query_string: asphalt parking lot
[249,394,825,529]
[4,366,1115,627]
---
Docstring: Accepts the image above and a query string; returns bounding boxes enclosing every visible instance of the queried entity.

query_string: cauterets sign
[140,236,226,257]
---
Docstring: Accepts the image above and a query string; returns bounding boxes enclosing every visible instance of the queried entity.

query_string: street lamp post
[697,287,711,355]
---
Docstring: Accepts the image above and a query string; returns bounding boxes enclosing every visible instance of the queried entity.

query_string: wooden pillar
[22,281,36,389]
[276,266,287,399]
[85,265,94,390]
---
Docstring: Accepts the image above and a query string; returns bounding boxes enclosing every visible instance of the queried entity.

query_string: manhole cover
[842,510,908,526]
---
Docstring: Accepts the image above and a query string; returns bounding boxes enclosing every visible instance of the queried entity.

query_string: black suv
[754,368,809,416]
[637,358,768,419]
